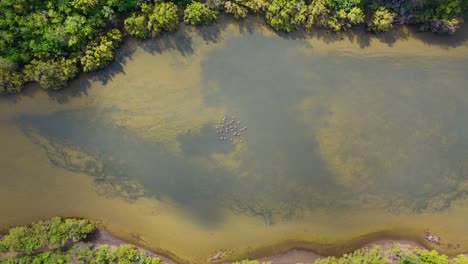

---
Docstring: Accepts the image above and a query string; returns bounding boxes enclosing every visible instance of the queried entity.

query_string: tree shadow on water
[272,20,468,49]
[406,23,468,48]
[46,61,125,104]
[134,28,194,56]
[194,18,230,44]
[45,29,197,104]
[276,24,407,48]
[46,47,129,104]
[0,83,43,105]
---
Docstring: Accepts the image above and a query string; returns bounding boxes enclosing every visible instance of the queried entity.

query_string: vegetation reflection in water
[0,20,468,262]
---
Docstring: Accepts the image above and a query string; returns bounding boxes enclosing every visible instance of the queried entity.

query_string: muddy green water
[1,19,468,262]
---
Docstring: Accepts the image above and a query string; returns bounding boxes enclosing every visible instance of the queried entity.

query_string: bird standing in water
[216,114,247,144]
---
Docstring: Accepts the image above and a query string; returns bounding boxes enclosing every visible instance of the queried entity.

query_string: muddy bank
[91,229,178,264]
[95,228,466,264]
[1,225,467,263]
[257,240,420,264]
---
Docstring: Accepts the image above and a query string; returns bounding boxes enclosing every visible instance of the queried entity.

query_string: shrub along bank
[1,0,467,94]
[1,217,468,263]
[0,217,163,264]
[235,245,468,264]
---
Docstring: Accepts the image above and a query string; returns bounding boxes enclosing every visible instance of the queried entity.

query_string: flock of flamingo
[215,115,247,143]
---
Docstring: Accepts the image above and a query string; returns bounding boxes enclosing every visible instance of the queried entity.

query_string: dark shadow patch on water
[275,24,411,48]
[136,29,195,56]
[178,123,235,156]
[46,29,197,104]
[14,107,337,225]
[240,16,467,48]
[14,110,241,227]
[46,52,127,104]
[198,28,468,217]
[194,21,226,44]
[0,83,43,105]
[235,15,267,36]
[406,22,468,48]
[46,75,94,104]
[197,30,349,220]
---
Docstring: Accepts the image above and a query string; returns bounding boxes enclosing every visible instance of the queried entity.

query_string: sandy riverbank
[1,226,466,263]
[91,229,177,264]
[93,228,468,264]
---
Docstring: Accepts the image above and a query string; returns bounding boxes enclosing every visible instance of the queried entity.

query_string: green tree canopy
[305,0,330,29]
[224,0,270,19]
[183,2,219,26]
[0,58,25,94]
[148,2,180,37]
[265,0,308,32]
[23,58,79,90]
[125,14,150,39]
[244,0,270,13]
[368,7,395,33]
[80,29,122,72]
[453,254,468,264]
[125,1,180,39]
[225,0,250,20]
[0,217,95,254]
[310,0,364,31]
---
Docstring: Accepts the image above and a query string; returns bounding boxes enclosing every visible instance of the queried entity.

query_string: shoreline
[2,224,466,263]
[0,227,436,264]
[0,0,468,94]
[90,226,467,264]
[91,229,178,264]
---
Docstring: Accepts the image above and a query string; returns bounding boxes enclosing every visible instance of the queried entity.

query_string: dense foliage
[368,7,395,33]
[235,247,468,264]
[303,0,365,31]
[124,1,180,39]
[265,0,307,32]
[23,58,79,90]
[0,0,128,93]
[183,2,219,25]
[0,217,94,254]
[81,28,122,72]
[314,247,387,264]
[0,243,164,264]
[454,255,468,264]
[233,246,468,264]
[224,0,269,19]
[0,0,466,94]
[0,218,164,264]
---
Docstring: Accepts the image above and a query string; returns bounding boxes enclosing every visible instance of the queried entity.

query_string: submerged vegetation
[0,0,467,94]
[0,217,163,264]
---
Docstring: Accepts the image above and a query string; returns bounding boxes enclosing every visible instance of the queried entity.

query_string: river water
[0,18,467,262]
